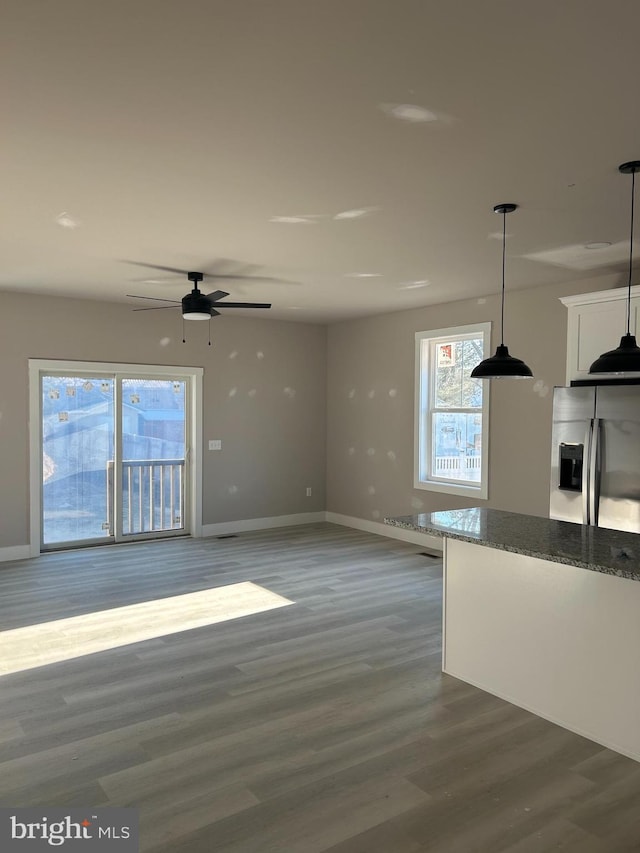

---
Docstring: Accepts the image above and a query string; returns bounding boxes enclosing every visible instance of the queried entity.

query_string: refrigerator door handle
[582,420,593,525]
[589,418,601,526]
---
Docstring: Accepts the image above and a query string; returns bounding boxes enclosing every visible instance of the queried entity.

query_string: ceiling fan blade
[214,302,272,309]
[121,260,190,276]
[205,290,230,301]
[204,273,266,281]
[201,259,297,284]
[126,294,181,303]
[121,258,298,286]
[132,305,181,312]
[205,273,297,284]
[202,258,258,275]
[129,276,183,284]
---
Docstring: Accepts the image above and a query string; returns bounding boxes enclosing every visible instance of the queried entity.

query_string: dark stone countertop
[384,508,640,581]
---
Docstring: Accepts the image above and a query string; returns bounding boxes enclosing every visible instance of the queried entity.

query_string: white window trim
[414,322,491,499]
[28,359,203,557]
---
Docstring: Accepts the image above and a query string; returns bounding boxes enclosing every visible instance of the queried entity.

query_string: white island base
[443,538,640,762]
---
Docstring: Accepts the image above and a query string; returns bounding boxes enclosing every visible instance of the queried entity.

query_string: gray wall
[0,271,623,551]
[0,291,327,549]
[326,273,621,522]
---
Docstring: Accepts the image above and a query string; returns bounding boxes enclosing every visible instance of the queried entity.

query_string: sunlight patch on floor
[0,582,293,676]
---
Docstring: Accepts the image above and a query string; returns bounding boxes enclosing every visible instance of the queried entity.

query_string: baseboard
[0,545,32,564]
[443,666,640,764]
[325,512,443,552]
[1,513,440,560]
[201,512,327,538]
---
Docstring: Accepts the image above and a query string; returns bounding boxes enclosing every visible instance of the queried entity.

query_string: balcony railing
[434,454,481,472]
[433,454,482,482]
[107,459,185,535]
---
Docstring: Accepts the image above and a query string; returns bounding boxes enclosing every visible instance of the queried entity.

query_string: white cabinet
[561,286,640,383]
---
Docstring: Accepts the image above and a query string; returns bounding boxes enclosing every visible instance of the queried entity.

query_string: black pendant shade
[470,344,533,379]
[588,334,640,374]
[589,161,640,375]
[470,203,534,380]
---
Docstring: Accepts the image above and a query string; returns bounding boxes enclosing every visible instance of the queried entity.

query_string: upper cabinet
[561,286,640,383]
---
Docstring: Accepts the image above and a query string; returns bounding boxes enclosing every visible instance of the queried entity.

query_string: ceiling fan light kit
[471,204,534,380]
[589,160,640,374]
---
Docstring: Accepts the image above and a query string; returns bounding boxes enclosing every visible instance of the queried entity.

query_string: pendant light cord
[500,210,506,346]
[627,169,636,336]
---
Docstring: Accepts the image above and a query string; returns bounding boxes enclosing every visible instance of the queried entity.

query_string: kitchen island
[384,508,640,762]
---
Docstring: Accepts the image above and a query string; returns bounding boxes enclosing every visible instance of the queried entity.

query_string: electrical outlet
[209,439,222,450]
[306,487,312,497]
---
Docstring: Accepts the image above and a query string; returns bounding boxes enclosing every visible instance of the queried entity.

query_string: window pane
[42,375,114,544]
[434,338,483,408]
[121,378,186,535]
[434,340,462,408]
[121,379,185,461]
[431,412,483,483]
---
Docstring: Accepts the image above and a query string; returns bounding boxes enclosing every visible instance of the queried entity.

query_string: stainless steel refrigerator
[549,385,640,533]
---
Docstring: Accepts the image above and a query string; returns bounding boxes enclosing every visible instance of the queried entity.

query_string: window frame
[414,322,491,499]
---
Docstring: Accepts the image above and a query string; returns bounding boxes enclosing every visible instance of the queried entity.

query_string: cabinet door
[567,298,638,382]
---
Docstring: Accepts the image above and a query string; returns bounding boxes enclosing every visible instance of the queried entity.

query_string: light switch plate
[209,439,222,450]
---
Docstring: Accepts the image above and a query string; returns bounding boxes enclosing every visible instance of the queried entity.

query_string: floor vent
[217,534,238,540]
[418,550,442,560]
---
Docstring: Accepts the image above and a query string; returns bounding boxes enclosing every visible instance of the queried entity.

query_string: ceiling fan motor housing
[182,290,212,319]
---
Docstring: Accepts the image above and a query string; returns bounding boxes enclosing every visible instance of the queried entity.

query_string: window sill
[414,479,488,500]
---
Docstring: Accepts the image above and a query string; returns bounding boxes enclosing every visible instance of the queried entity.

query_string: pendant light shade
[589,333,640,373]
[470,204,533,380]
[470,343,534,378]
[589,160,640,374]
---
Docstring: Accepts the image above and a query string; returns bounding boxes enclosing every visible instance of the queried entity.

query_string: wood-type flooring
[0,522,639,852]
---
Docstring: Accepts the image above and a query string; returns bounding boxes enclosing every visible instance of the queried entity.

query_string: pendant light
[471,204,534,379]
[589,160,640,374]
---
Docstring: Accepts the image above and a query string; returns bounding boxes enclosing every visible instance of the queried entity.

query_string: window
[415,323,491,498]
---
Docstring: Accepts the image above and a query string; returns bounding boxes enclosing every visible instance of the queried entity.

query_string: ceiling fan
[125,263,273,321]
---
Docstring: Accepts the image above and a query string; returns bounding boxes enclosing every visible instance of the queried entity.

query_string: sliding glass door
[41,371,190,550]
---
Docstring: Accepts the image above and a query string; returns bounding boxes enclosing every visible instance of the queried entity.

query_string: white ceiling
[3,0,640,323]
